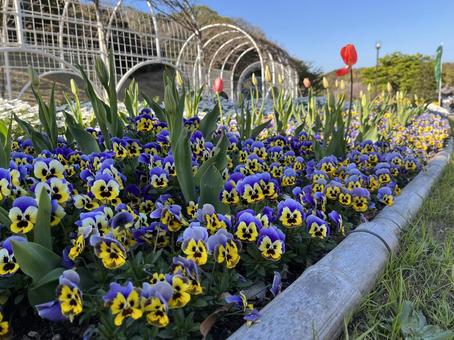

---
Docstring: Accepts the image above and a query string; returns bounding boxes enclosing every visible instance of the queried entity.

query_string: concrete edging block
[229,138,452,340]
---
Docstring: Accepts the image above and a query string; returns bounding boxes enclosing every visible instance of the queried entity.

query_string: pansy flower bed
[0,60,450,339]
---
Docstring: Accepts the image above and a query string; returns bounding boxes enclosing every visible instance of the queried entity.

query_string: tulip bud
[335,79,339,88]
[359,90,363,97]
[252,73,258,86]
[361,94,367,107]
[303,78,311,88]
[387,82,393,93]
[28,67,40,88]
[367,84,372,93]
[278,74,284,85]
[340,79,345,90]
[265,65,272,83]
[175,70,183,88]
[322,77,329,89]
[213,77,224,94]
[70,79,79,97]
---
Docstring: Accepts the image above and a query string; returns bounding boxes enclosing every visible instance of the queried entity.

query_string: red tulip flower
[336,44,358,76]
[213,77,224,94]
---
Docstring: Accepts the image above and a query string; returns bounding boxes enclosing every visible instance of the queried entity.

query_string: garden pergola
[0,0,299,101]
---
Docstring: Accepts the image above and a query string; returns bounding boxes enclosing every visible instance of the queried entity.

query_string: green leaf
[64,112,101,154]
[294,121,306,137]
[76,64,111,149]
[250,120,271,140]
[0,120,8,140]
[11,241,61,283]
[13,114,52,152]
[0,206,10,228]
[0,139,7,169]
[141,93,166,123]
[33,188,52,250]
[199,165,227,213]
[199,104,220,139]
[28,267,65,306]
[194,134,229,185]
[173,128,196,202]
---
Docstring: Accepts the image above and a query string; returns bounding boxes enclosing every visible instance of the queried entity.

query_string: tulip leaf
[142,93,166,123]
[64,112,101,154]
[194,134,229,185]
[11,241,61,283]
[28,267,65,306]
[0,206,10,228]
[76,64,111,149]
[200,103,220,139]
[33,189,53,250]
[173,128,196,202]
[199,165,227,213]
[294,121,306,137]
[250,120,271,140]
[13,114,52,152]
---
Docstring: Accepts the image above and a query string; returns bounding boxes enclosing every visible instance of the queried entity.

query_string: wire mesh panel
[0,0,298,101]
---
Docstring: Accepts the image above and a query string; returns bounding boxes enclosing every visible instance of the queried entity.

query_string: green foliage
[34,189,53,250]
[314,90,347,159]
[0,119,12,168]
[399,301,454,339]
[14,113,53,152]
[77,51,124,148]
[141,93,166,122]
[124,79,140,118]
[11,240,62,305]
[361,53,437,100]
[270,86,294,134]
[199,104,220,139]
[355,90,381,142]
[199,165,227,213]
[442,62,454,87]
[64,79,84,126]
[63,112,101,154]
[161,72,228,207]
[184,86,204,118]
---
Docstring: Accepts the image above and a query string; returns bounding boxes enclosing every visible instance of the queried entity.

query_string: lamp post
[375,41,381,95]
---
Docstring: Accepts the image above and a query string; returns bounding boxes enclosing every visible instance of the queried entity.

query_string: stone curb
[229,139,453,340]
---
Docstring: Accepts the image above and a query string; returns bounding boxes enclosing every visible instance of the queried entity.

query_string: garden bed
[230,138,452,339]
[0,56,451,339]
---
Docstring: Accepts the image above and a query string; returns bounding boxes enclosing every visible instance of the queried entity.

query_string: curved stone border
[229,139,453,340]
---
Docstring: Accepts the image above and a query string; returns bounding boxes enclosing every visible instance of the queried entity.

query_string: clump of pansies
[0,104,449,338]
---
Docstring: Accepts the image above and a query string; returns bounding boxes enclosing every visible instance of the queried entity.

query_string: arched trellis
[17,70,84,99]
[0,0,298,102]
[116,59,188,93]
[0,46,103,99]
[176,23,265,100]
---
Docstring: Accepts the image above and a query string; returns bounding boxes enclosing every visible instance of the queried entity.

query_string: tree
[361,53,437,100]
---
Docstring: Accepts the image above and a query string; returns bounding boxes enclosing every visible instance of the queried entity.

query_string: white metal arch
[176,23,265,98]
[115,59,187,93]
[207,36,250,86]
[230,46,255,99]
[17,70,85,99]
[220,41,251,78]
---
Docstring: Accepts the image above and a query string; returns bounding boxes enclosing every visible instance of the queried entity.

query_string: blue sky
[197,0,454,72]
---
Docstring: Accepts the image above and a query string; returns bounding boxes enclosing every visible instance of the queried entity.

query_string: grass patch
[344,149,454,339]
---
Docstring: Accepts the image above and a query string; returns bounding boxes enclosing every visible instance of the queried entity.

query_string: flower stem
[346,68,354,138]
[216,93,224,126]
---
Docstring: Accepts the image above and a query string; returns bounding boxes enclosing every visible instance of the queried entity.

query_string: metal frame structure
[0,0,299,101]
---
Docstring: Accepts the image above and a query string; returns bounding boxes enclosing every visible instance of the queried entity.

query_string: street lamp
[375,41,382,94]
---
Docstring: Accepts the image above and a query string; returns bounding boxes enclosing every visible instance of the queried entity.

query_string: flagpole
[438,42,443,106]
[438,61,442,106]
